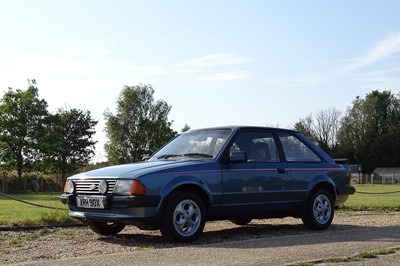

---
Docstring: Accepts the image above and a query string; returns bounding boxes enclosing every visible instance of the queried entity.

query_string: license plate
[76,196,105,209]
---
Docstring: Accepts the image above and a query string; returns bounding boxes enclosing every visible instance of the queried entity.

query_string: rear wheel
[160,191,206,243]
[302,189,334,230]
[87,221,126,236]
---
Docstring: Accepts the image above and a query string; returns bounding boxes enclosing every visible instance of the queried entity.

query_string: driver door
[220,130,292,215]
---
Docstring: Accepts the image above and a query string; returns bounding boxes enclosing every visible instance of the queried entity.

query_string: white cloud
[264,73,323,87]
[67,46,111,56]
[182,53,253,67]
[16,53,92,76]
[10,52,122,78]
[199,71,252,81]
[342,33,400,71]
[352,65,400,89]
[293,74,323,85]
[128,65,170,75]
[128,64,203,76]
[128,53,253,79]
[68,46,85,56]
[93,47,110,56]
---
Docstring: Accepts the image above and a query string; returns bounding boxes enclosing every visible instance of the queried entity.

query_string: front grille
[74,179,116,194]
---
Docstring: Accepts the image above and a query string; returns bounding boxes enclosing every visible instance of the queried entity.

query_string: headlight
[114,180,133,195]
[98,180,108,195]
[64,180,75,194]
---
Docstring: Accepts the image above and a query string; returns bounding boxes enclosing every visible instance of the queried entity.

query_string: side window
[278,133,321,162]
[229,131,280,162]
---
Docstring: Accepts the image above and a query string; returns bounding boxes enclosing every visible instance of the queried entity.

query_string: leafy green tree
[41,108,98,182]
[337,90,400,173]
[0,81,48,178]
[104,84,176,164]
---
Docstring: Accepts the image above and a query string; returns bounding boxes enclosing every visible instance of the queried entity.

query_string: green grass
[290,263,313,266]
[325,257,354,263]
[289,248,398,266]
[0,193,74,226]
[342,184,400,212]
[358,249,396,258]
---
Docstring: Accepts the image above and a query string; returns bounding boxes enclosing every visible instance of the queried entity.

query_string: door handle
[277,168,286,174]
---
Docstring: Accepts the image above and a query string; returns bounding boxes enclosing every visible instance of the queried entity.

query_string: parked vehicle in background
[61,126,355,242]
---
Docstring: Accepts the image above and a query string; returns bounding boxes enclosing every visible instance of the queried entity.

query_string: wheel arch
[306,175,337,203]
[167,184,211,209]
[158,177,212,218]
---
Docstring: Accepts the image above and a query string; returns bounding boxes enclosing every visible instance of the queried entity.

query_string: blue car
[61,126,355,242]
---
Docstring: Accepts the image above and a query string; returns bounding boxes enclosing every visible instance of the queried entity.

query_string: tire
[160,191,206,243]
[302,189,334,230]
[230,219,252,225]
[87,221,126,236]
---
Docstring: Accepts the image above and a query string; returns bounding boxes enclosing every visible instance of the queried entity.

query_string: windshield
[150,129,233,161]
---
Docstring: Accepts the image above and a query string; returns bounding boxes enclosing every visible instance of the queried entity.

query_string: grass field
[0,193,73,226]
[343,184,400,212]
[0,184,399,226]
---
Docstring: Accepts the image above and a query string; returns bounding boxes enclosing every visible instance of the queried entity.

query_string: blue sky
[1,1,400,162]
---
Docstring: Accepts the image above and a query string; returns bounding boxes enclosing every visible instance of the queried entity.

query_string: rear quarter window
[278,133,321,162]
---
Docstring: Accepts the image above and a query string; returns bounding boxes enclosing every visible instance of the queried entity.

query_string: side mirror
[229,151,247,163]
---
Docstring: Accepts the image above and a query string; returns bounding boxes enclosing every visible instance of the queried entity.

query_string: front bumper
[60,193,161,222]
[60,193,161,208]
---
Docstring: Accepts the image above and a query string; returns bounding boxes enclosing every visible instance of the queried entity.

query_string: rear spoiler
[334,158,348,164]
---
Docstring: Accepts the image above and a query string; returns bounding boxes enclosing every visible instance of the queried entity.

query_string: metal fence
[350,167,400,184]
[1,173,62,193]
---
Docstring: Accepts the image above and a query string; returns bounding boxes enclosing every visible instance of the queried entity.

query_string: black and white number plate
[76,196,105,209]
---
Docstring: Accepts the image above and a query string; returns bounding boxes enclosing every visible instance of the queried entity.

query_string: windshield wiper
[182,153,213,159]
[157,154,183,160]
[157,153,213,160]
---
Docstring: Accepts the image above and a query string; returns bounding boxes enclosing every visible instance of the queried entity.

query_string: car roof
[187,125,299,133]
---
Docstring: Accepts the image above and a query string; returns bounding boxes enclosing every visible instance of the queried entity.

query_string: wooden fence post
[2,172,7,193]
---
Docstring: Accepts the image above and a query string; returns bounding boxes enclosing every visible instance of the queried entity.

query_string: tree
[294,107,342,156]
[41,108,98,182]
[337,90,400,173]
[0,81,48,178]
[104,84,176,164]
[181,124,191,132]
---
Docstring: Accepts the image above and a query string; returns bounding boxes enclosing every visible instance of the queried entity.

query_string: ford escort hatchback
[61,126,355,242]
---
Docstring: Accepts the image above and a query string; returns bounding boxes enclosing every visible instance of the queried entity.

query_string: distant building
[372,167,400,184]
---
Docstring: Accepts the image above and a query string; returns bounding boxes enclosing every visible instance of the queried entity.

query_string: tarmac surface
[12,222,400,266]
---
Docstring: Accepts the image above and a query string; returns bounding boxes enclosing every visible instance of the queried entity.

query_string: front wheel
[160,191,206,243]
[87,221,126,236]
[301,189,334,230]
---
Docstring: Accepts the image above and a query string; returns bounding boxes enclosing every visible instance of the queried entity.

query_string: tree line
[0,80,98,182]
[104,87,400,174]
[0,82,176,186]
[294,90,400,173]
[1,80,398,185]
